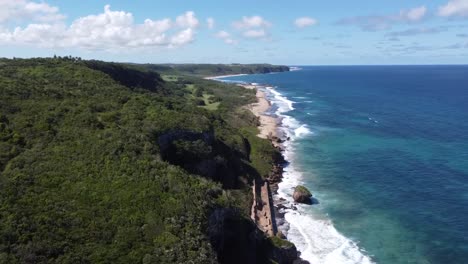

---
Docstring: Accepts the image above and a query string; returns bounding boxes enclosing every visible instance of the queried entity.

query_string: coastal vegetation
[0,57,292,263]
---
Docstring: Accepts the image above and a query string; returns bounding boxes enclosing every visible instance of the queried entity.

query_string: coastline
[237,82,298,246]
[246,87,280,142]
[217,76,375,264]
[209,76,301,255]
[203,74,248,80]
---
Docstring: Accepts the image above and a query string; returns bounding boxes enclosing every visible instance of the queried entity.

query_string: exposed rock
[269,236,300,264]
[277,231,286,239]
[271,136,285,144]
[293,185,312,204]
[208,208,259,264]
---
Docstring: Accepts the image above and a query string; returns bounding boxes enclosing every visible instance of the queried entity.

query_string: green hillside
[0,57,289,264]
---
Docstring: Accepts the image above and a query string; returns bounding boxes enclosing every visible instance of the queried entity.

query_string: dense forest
[0,57,294,263]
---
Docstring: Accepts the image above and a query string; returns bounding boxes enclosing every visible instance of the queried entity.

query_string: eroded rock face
[157,130,248,189]
[293,185,312,204]
[208,208,261,264]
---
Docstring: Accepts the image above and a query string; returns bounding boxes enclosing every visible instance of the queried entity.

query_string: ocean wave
[267,87,295,111]
[263,86,374,264]
[295,125,312,138]
[285,212,375,264]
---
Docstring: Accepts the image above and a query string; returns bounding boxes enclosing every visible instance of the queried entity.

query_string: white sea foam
[267,87,295,111]
[295,125,312,138]
[263,86,375,264]
[289,66,302,71]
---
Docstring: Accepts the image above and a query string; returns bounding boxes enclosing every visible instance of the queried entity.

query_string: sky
[0,0,467,65]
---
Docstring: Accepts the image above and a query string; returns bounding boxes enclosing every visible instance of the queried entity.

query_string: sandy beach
[203,74,248,80]
[243,85,279,141]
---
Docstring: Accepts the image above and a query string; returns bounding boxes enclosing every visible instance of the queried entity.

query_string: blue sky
[0,0,467,65]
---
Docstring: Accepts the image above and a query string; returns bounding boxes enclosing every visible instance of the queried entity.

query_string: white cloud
[402,6,427,21]
[216,30,230,39]
[215,30,237,44]
[294,17,318,28]
[0,4,200,50]
[176,11,199,28]
[232,15,271,40]
[206,17,215,29]
[438,0,468,17]
[336,5,427,31]
[170,28,195,46]
[243,29,267,38]
[233,16,271,30]
[0,0,65,23]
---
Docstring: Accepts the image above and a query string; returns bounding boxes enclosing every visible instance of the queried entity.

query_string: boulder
[292,185,312,204]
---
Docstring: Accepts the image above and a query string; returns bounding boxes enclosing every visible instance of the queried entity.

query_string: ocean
[220,65,468,264]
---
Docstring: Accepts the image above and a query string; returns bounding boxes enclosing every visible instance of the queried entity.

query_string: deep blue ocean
[221,66,468,264]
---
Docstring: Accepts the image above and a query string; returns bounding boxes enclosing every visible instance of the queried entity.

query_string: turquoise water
[221,66,468,264]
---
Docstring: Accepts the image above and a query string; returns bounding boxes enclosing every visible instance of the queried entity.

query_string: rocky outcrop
[208,208,305,264]
[208,208,260,264]
[293,185,312,204]
[268,164,284,194]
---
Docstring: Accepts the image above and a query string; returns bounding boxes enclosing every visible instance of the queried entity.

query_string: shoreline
[203,74,248,80]
[214,76,376,264]
[212,76,308,262]
[246,87,281,142]
[238,82,296,241]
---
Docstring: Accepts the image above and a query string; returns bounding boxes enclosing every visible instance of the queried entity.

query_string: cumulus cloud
[403,6,427,21]
[232,15,271,39]
[233,15,271,30]
[336,6,427,31]
[438,0,468,17]
[206,17,215,29]
[215,30,236,44]
[294,17,318,28]
[0,4,200,50]
[0,0,65,23]
[175,11,199,28]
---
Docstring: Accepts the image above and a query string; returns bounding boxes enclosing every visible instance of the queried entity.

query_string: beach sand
[203,74,248,80]
[245,87,279,140]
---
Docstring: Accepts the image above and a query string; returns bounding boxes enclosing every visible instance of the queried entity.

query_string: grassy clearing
[161,74,179,82]
[200,93,220,111]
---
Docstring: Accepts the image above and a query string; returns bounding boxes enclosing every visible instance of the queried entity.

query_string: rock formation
[293,185,312,204]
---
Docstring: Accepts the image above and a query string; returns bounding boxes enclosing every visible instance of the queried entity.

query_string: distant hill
[140,63,290,77]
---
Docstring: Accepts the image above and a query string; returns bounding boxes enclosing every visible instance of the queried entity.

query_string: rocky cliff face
[208,208,302,264]
[158,129,254,189]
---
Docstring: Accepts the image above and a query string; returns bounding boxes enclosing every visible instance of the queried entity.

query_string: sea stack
[293,185,312,204]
